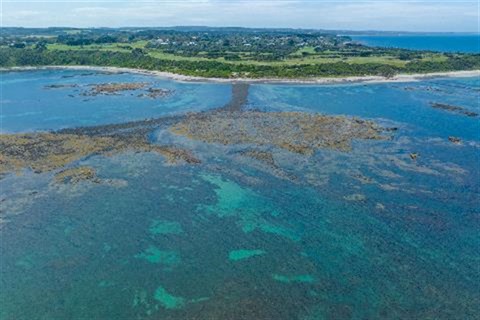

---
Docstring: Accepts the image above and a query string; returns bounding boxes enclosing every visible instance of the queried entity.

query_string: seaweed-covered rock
[0,133,116,175]
[240,150,276,167]
[54,166,98,184]
[0,131,200,177]
[84,82,149,96]
[448,136,462,144]
[150,145,201,164]
[430,102,478,117]
[170,111,387,154]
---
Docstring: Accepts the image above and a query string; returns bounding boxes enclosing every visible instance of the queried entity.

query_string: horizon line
[2,26,480,34]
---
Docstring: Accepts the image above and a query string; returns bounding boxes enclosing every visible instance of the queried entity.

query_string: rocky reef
[0,130,200,180]
[0,133,114,175]
[1,82,388,185]
[45,81,175,99]
[170,111,387,155]
[84,82,149,96]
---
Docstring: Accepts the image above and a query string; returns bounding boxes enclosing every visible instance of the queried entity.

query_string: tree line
[1,48,479,78]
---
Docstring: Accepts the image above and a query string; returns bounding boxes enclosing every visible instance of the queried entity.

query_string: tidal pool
[0,70,479,319]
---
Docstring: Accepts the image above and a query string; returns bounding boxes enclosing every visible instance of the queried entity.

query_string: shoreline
[1,65,479,85]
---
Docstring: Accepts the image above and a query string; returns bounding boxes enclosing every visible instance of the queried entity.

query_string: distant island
[1,27,479,79]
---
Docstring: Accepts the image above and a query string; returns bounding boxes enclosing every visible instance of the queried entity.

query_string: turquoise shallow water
[1,70,480,319]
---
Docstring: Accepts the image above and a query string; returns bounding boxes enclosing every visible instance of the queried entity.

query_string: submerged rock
[272,274,315,283]
[430,102,478,117]
[229,249,265,261]
[448,136,462,144]
[343,194,366,202]
[138,88,175,99]
[351,172,375,184]
[135,246,180,266]
[44,84,79,89]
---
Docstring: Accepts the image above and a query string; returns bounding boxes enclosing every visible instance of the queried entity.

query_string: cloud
[2,0,478,32]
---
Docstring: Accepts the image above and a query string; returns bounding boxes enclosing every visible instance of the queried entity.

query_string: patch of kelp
[0,83,390,182]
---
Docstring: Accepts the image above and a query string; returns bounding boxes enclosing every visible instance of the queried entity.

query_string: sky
[2,0,479,32]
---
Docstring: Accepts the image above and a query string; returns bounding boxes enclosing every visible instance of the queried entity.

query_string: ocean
[1,69,479,319]
[350,34,480,53]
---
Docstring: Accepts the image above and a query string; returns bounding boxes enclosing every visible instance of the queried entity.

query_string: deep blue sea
[1,70,480,319]
[350,34,480,53]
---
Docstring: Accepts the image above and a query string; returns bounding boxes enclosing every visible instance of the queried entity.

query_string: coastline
[1,65,479,85]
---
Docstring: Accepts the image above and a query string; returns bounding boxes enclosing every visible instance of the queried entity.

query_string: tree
[132,48,146,57]
[34,41,47,52]
[378,66,397,78]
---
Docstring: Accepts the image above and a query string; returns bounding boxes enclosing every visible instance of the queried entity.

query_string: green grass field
[45,41,448,69]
